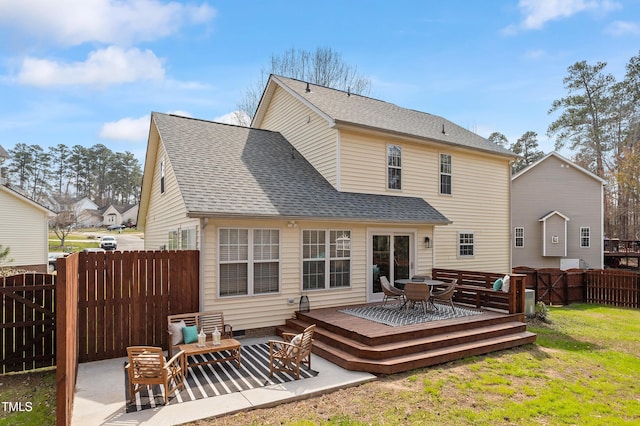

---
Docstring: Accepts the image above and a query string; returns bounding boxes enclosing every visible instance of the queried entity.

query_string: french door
[369,231,413,301]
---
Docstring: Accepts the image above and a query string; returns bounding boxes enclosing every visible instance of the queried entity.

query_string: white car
[100,236,117,250]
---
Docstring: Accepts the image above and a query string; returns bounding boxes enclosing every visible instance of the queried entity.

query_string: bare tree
[237,47,371,125]
[50,195,76,249]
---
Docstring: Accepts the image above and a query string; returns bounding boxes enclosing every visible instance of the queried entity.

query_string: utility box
[525,289,536,317]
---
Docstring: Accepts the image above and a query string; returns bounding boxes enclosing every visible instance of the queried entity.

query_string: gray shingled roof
[269,75,515,157]
[153,112,449,224]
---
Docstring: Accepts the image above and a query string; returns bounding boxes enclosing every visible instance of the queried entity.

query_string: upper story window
[160,160,165,194]
[440,153,452,195]
[218,228,280,297]
[458,231,474,257]
[387,145,402,190]
[514,227,524,248]
[580,227,590,248]
[303,230,351,290]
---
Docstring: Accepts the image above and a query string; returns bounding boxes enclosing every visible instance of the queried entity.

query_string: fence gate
[1,273,56,373]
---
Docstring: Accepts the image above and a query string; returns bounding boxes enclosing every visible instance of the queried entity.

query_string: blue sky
[1,0,639,164]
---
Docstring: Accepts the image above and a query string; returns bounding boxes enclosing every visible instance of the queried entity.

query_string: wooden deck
[277,303,536,375]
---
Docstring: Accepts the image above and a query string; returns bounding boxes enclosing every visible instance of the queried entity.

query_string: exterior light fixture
[424,236,431,249]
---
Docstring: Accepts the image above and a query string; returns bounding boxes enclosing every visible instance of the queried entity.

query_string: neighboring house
[100,204,139,227]
[0,182,53,272]
[138,75,516,331]
[511,152,605,270]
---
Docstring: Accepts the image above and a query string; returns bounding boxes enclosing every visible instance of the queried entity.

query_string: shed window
[515,227,524,248]
[580,227,590,248]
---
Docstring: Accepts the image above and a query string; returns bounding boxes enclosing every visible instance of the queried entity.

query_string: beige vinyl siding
[201,219,435,331]
[143,131,199,250]
[258,86,338,187]
[202,219,364,331]
[339,128,511,273]
[512,154,603,269]
[0,188,48,269]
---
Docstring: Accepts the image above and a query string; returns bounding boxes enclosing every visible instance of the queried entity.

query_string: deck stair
[275,306,536,375]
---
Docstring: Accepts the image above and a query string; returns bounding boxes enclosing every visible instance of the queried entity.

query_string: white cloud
[505,0,621,33]
[100,115,150,141]
[605,20,640,36]
[0,0,216,47]
[17,46,165,87]
[214,111,250,126]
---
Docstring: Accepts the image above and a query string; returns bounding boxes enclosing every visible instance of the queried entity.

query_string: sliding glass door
[369,231,413,301]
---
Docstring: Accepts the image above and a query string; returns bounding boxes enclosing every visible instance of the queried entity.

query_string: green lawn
[195,304,640,426]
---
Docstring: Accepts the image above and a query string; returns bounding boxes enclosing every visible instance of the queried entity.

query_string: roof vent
[441,124,446,135]
[305,82,310,93]
[347,87,351,97]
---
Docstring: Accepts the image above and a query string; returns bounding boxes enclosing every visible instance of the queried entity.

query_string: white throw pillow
[169,320,186,345]
[501,275,510,293]
[287,333,303,355]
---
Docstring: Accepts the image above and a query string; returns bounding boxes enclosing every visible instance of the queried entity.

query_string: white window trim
[217,227,281,298]
[514,227,524,248]
[580,226,591,248]
[386,144,402,191]
[457,231,475,258]
[302,229,352,291]
[160,159,165,194]
[439,153,452,195]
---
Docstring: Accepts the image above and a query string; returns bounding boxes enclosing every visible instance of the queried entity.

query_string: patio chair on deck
[126,346,185,405]
[404,282,431,314]
[430,278,458,312]
[269,324,316,379]
[380,276,405,306]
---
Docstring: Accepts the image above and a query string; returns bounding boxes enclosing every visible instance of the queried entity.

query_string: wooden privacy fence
[1,273,56,374]
[585,269,640,308]
[76,250,200,362]
[55,249,200,426]
[513,266,640,308]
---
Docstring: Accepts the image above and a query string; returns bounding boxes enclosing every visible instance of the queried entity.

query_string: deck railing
[431,268,525,315]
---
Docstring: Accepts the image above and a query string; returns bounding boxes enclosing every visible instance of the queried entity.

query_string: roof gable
[512,151,606,184]
[254,75,515,158]
[149,112,449,224]
[538,210,570,222]
[0,183,53,214]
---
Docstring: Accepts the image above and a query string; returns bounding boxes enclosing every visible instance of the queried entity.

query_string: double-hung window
[387,145,402,190]
[181,227,197,249]
[514,227,524,248]
[580,227,590,248]
[440,153,452,195]
[303,230,351,290]
[458,231,475,257]
[219,228,279,297]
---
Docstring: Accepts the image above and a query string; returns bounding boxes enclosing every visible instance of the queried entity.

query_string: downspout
[335,131,341,190]
[199,218,209,310]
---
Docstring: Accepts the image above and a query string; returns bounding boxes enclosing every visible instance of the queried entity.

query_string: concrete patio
[71,336,376,426]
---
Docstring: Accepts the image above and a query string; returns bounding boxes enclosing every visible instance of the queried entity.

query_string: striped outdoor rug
[125,342,318,412]
[339,302,483,327]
